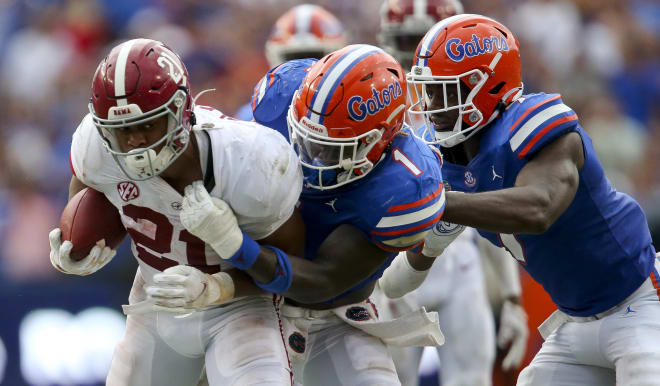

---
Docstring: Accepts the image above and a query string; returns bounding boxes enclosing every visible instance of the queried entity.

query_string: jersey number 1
[393,148,422,176]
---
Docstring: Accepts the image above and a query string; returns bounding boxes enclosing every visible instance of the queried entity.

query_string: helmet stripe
[416,14,473,67]
[114,39,137,107]
[308,45,383,124]
[295,4,313,35]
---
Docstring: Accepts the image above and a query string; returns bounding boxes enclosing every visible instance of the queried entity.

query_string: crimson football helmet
[265,4,347,68]
[379,0,463,69]
[407,14,523,147]
[287,44,406,190]
[89,38,194,180]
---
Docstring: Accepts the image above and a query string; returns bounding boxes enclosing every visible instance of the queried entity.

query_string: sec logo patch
[117,181,139,202]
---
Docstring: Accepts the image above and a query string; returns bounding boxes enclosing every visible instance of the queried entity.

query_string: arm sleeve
[508,94,579,160]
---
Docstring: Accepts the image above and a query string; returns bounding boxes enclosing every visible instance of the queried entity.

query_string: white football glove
[179,181,243,259]
[49,228,116,276]
[378,252,430,299]
[498,299,529,371]
[145,265,235,313]
[421,220,465,257]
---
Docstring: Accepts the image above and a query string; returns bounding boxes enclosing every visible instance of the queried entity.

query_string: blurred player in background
[401,14,660,386]
[376,1,528,385]
[234,4,346,121]
[49,38,306,385]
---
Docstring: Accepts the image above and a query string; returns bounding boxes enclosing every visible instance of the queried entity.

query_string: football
[60,187,127,261]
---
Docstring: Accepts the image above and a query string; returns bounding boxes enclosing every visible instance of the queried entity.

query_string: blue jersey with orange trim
[439,92,655,316]
[298,130,444,300]
[251,59,445,302]
[250,58,317,140]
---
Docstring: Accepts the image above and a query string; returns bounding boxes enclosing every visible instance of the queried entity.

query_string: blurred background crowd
[0,0,657,384]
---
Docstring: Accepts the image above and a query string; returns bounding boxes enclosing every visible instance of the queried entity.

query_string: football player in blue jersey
[377,1,529,385]
[148,45,450,385]
[385,13,660,386]
[234,4,346,121]
[250,45,450,385]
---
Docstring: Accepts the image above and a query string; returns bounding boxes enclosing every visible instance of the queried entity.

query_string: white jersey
[70,105,303,283]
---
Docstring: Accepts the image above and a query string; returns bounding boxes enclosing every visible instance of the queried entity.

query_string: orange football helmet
[265,4,347,67]
[407,14,523,147]
[287,44,406,190]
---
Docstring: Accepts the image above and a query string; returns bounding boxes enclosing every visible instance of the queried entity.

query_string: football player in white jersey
[375,1,529,385]
[49,38,305,385]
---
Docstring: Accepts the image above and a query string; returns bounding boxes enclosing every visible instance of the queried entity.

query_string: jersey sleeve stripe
[268,63,286,87]
[508,95,561,134]
[252,63,286,111]
[387,183,443,213]
[371,211,444,236]
[517,114,578,158]
[251,77,267,111]
[509,103,573,151]
[377,188,445,228]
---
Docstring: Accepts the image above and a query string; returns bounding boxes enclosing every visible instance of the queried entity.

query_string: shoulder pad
[251,58,318,141]
[507,93,579,159]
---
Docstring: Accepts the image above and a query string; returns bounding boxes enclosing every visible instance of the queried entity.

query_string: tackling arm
[177,182,395,304]
[442,132,584,234]
[249,223,392,304]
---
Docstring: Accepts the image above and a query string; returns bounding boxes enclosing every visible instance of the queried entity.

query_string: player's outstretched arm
[379,220,464,298]
[442,132,584,234]
[275,223,392,304]
[239,223,391,304]
[179,180,392,304]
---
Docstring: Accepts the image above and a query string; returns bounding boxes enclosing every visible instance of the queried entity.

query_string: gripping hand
[49,228,116,275]
[421,220,465,257]
[179,181,243,259]
[145,265,235,313]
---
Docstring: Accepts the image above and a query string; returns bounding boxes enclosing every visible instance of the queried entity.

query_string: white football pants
[106,269,293,386]
[281,301,401,386]
[518,258,660,386]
